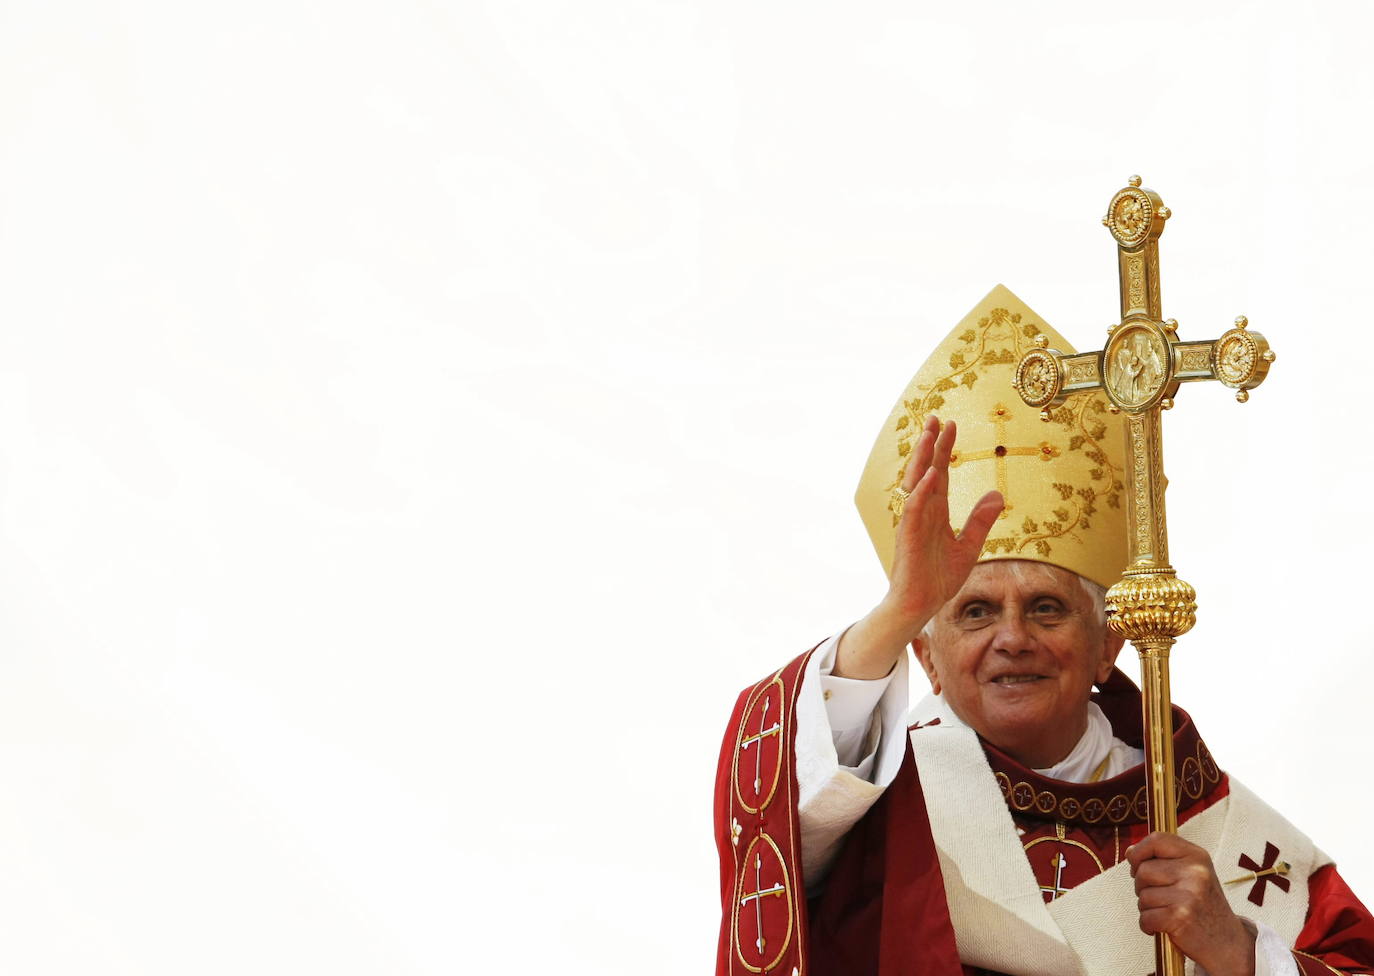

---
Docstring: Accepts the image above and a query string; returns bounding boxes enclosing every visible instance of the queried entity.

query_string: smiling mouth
[991,675,1046,685]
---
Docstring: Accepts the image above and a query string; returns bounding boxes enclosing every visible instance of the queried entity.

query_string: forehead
[949,560,1086,603]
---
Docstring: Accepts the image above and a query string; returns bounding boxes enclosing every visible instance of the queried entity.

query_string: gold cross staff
[1012,177,1276,976]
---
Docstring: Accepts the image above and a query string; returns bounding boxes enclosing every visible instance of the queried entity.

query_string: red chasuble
[714,653,1374,976]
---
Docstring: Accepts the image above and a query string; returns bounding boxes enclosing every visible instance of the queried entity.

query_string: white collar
[1031,702,1115,782]
[909,694,1125,784]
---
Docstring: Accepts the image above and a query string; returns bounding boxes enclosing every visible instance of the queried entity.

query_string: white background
[0,1,1369,972]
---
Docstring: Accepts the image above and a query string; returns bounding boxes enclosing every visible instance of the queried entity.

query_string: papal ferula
[714,284,1374,976]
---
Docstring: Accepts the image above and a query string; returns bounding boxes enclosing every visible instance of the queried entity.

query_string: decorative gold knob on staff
[1013,177,1275,976]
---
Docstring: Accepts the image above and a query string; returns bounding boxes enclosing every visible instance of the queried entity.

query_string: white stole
[908,724,1329,975]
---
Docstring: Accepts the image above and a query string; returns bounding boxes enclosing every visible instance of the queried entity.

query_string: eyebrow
[953,591,1071,611]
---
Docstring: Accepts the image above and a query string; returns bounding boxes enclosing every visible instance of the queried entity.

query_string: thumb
[958,490,1005,550]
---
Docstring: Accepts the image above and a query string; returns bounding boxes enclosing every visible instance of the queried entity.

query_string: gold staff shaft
[1137,640,1178,838]
[1106,409,1194,976]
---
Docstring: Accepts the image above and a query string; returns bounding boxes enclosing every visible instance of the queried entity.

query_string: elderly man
[714,288,1374,976]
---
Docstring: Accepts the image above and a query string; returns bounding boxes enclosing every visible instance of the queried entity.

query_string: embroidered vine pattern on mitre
[885,308,1124,558]
[886,307,1031,522]
[984,398,1124,559]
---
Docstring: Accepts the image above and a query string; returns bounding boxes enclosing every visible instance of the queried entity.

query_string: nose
[991,611,1035,655]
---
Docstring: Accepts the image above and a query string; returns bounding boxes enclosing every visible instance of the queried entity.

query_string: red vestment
[715,650,1374,975]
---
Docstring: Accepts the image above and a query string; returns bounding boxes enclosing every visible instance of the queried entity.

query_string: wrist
[1200,918,1256,976]
[873,592,935,648]
[834,603,921,679]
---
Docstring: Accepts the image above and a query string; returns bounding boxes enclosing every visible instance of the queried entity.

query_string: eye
[957,602,995,627]
[1029,598,1065,619]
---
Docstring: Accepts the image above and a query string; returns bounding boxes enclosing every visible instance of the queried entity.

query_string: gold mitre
[855,284,1129,589]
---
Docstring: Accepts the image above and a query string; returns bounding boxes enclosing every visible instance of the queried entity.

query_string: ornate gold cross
[1012,176,1275,976]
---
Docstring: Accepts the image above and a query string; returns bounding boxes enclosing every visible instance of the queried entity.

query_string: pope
[714,286,1374,976]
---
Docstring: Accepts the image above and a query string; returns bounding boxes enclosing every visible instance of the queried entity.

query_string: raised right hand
[832,415,1004,679]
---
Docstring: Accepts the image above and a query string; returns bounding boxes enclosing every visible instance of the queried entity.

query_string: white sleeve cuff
[1247,919,1300,976]
[799,630,910,786]
[794,630,912,886]
[818,640,895,731]
[1191,919,1297,976]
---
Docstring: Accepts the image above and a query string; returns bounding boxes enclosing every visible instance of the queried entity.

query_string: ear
[913,636,941,695]
[1096,626,1127,684]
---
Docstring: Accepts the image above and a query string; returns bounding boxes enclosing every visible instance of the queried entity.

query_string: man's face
[915,560,1124,769]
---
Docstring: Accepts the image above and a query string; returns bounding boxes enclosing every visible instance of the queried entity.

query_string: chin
[979,714,1062,760]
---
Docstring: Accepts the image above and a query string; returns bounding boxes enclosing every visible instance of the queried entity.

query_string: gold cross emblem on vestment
[1012,176,1276,976]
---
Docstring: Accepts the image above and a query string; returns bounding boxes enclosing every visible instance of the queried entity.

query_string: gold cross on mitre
[1012,176,1275,976]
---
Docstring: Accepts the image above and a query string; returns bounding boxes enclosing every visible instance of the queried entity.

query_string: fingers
[1125,832,1199,870]
[1126,831,1251,971]
[1128,831,1218,902]
[1136,907,1176,936]
[1133,857,1203,892]
[930,419,957,493]
[897,418,1000,548]
[901,415,941,493]
[1132,857,1171,890]
[931,418,957,470]
[1135,883,1178,911]
[896,467,943,544]
[900,416,956,501]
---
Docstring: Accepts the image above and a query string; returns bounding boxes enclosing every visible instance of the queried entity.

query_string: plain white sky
[0,1,1370,972]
